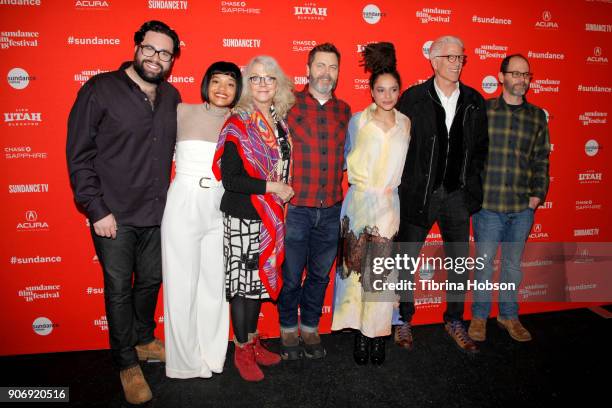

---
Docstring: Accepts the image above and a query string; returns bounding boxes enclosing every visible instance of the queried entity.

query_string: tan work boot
[301,328,326,359]
[468,318,487,342]
[497,317,532,342]
[119,365,152,404]
[135,338,165,362]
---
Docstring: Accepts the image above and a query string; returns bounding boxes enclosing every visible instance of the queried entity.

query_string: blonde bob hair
[235,55,295,118]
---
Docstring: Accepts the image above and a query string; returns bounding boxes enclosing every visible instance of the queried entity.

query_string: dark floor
[1,307,610,407]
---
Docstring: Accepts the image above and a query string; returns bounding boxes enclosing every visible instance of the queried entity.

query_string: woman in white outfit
[162,61,242,378]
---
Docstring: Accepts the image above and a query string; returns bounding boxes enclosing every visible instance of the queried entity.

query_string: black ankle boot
[353,332,370,365]
[370,336,386,365]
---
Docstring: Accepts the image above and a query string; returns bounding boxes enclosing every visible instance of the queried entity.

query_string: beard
[309,73,336,95]
[507,82,528,97]
[133,54,167,85]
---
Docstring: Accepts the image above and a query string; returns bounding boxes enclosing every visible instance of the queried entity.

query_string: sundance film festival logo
[0,30,38,49]
[0,0,41,6]
[220,1,261,15]
[474,44,508,60]
[4,108,41,126]
[481,75,498,94]
[585,23,612,32]
[18,284,60,303]
[578,170,602,184]
[294,2,327,21]
[222,38,261,48]
[585,139,600,157]
[530,79,560,94]
[7,67,34,90]
[292,40,316,52]
[579,111,607,126]
[32,317,58,336]
[4,146,47,160]
[148,0,188,10]
[74,68,108,86]
[94,315,108,331]
[416,7,451,24]
[16,210,49,232]
[471,15,512,25]
[576,199,602,211]
[75,0,109,9]
[527,50,565,60]
[8,183,49,193]
[587,47,608,64]
[362,4,385,25]
[535,10,559,29]
[519,284,548,300]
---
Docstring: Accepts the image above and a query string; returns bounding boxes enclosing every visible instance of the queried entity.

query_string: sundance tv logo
[222,38,261,48]
[535,10,559,29]
[4,108,41,126]
[293,2,327,21]
[148,0,188,9]
[16,210,49,232]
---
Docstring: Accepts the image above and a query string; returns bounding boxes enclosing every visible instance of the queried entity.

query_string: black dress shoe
[370,336,386,365]
[353,332,370,365]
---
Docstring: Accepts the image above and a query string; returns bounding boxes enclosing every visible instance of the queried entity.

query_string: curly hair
[361,42,401,90]
[235,55,295,118]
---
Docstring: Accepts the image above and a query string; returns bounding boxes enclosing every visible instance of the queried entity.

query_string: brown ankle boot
[119,365,152,404]
[135,338,165,362]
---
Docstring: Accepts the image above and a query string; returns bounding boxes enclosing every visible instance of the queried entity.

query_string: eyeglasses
[249,76,277,85]
[503,71,533,79]
[138,44,173,62]
[435,54,467,63]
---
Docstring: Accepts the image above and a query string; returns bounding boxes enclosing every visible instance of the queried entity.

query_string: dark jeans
[397,188,470,323]
[277,203,341,331]
[91,225,162,369]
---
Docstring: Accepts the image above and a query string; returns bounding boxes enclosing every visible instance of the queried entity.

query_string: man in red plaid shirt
[277,43,351,360]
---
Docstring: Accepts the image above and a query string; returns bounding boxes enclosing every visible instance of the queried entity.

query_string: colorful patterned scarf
[212,110,290,300]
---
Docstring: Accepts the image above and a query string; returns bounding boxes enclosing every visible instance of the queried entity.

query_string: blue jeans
[472,207,534,320]
[277,203,341,331]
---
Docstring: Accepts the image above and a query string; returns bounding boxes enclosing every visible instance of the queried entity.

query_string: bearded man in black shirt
[66,20,181,405]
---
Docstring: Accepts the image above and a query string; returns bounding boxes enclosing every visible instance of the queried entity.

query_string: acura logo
[25,210,37,221]
[542,11,551,21]
[594,47,602,57]
[534,224,542,232]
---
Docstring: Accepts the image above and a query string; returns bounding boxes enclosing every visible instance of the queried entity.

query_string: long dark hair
[200,61,242,108]
[361,42,401,90]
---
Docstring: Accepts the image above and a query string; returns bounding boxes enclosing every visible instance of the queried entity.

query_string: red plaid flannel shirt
[287,88,351,207]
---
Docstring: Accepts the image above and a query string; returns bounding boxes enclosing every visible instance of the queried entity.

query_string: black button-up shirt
[66,62,181,226]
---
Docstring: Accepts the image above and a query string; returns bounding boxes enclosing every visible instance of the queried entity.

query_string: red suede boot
[250,332,281,366]
[234,339,264,382]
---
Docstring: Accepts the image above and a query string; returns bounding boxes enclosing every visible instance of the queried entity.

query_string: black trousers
[91,225,162,369]
[396,187,470,323]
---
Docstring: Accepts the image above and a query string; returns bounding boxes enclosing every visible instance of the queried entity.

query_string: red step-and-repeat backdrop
[1,0,610,355]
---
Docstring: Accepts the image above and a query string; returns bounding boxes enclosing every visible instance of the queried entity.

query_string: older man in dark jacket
[394,35,488,354]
